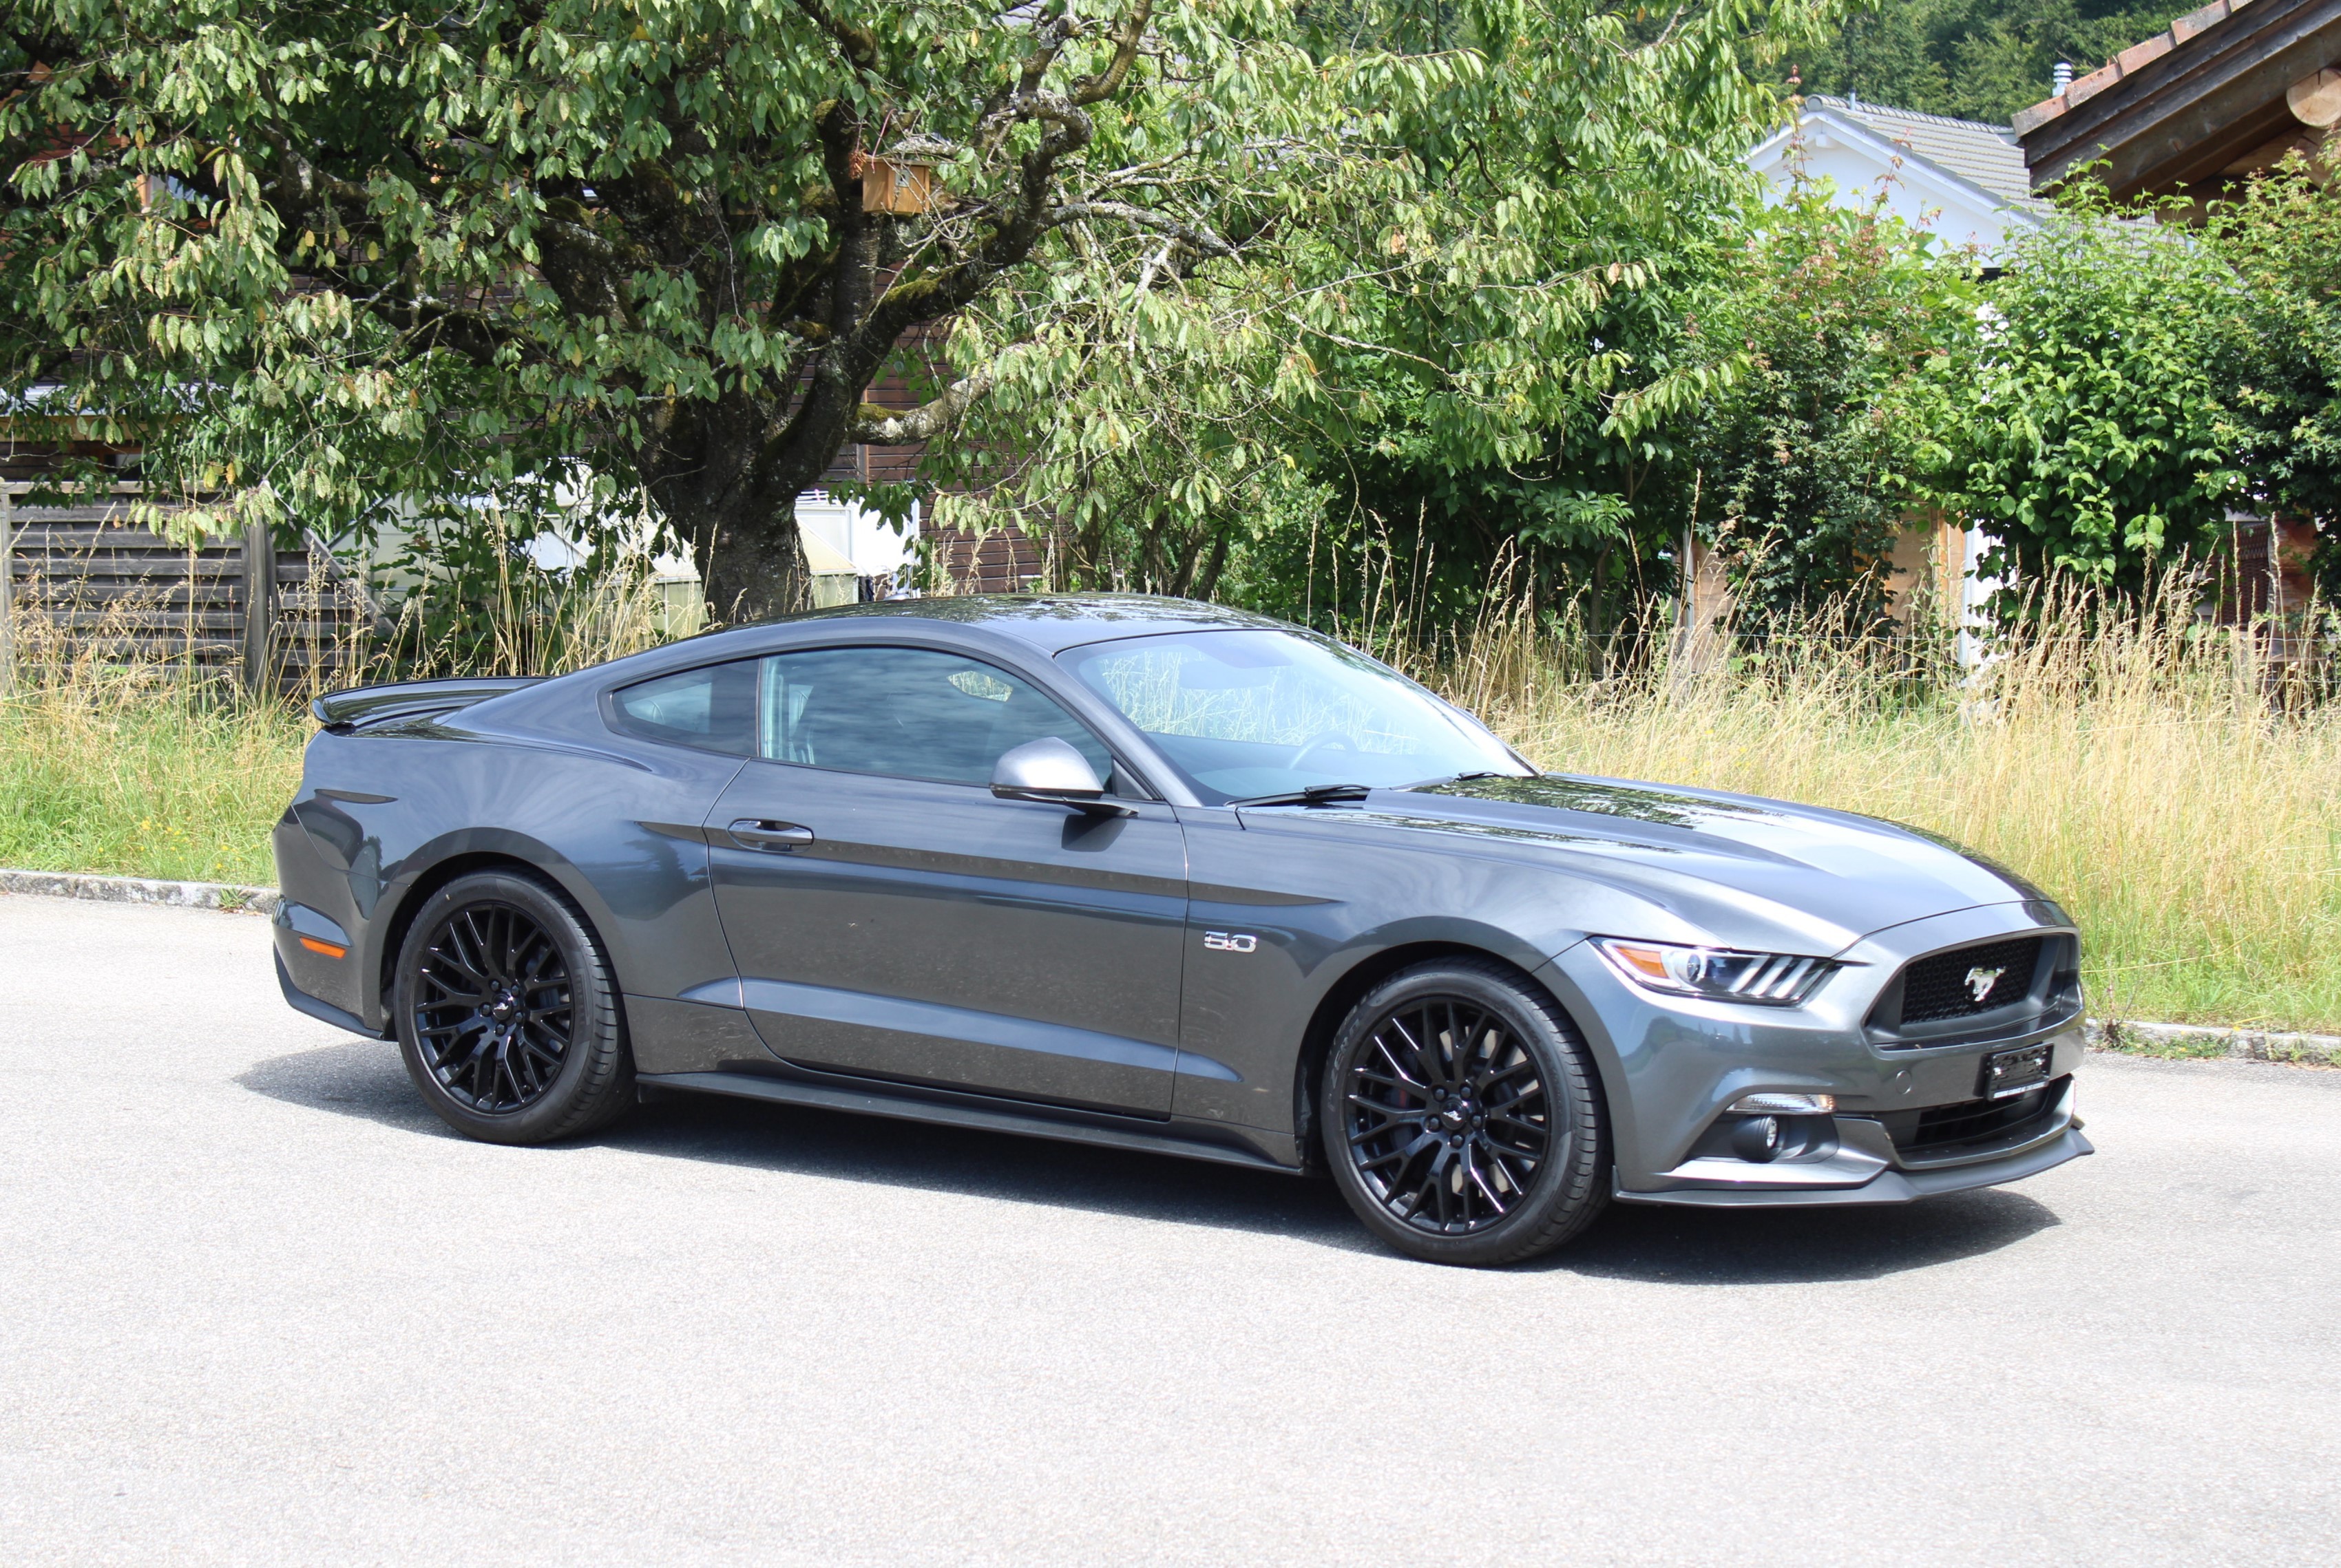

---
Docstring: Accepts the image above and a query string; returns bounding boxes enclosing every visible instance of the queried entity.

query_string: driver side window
[755,646,1117,789]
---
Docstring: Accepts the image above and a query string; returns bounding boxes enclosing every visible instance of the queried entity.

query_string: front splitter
[1611,1125,2095,1209]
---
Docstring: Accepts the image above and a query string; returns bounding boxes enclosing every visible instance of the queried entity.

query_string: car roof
[752,593,1293,654]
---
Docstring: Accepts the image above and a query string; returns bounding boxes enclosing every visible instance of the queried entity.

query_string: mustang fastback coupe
[273,595,2091,1264]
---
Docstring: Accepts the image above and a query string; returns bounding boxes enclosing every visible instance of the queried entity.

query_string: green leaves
[2198,163,2341,598]
[933,0,1839,617]
[1683,184,1980,622]
[4,0,1380,602]
[1917,198,2246,610]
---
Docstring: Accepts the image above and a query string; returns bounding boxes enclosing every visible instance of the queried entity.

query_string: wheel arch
[1289,940,1586,1176]
[368,840,617,1028]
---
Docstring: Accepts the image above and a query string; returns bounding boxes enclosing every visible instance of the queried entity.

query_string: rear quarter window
[609,660,759,755]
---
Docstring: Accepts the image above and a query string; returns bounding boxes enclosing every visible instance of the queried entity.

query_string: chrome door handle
[728,819,815,852]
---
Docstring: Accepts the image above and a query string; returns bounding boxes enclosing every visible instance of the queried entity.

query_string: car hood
[1343,773,2057,954]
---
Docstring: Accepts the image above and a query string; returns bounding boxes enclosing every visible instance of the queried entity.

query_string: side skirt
[638,1067,1304,1175]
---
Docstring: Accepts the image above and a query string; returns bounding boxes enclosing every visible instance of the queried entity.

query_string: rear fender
[357,828,621,1030]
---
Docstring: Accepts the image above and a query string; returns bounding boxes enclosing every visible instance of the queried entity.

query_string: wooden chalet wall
[2016,0,2341,201]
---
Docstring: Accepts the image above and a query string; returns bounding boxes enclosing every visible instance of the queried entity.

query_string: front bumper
[1539,902,2097,1207]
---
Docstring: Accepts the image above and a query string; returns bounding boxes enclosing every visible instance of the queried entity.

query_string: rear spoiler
[311,677,547,733]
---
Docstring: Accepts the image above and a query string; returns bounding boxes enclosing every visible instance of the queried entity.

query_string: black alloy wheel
[1345,995,1549,1233]
[393,870,635,1145]
[1323,960,1606,1266]
[411,900,574,1113]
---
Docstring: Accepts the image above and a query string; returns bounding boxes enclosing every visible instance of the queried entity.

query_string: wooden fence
[0,484,377,696]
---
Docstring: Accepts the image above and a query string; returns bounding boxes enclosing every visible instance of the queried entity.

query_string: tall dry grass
[6,555,2337,1031]
[1431,589,2341,1032]
[368,545,692,678]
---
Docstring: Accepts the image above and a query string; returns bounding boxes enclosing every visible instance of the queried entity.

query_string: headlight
[1592,937,1836,1006]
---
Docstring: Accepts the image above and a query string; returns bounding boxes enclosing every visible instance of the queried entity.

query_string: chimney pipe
[2053,61,2074,96]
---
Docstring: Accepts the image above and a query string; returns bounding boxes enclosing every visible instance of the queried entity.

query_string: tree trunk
[700,497,810,625]
[642,392,822,625]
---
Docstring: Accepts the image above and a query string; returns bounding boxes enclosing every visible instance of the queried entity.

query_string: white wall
[1749,115,2030,262]
[794,491,920,578]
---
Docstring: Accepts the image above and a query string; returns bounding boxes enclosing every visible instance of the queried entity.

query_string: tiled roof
[2012,0,2255,136]
[1808,96,2044,207]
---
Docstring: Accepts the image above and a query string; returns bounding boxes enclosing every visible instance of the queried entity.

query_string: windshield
[1056,628,1530,804]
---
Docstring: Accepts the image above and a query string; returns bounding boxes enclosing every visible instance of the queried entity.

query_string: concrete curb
[2084,1017,2340,1068]
[0,868,278,915]
[0,874,2335,1064]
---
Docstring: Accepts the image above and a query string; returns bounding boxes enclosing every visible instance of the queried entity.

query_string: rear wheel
[1322,960,1606,1266]
[393,871,633,1145]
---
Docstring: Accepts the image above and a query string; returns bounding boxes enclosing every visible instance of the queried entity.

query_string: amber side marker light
[298,936,348,960]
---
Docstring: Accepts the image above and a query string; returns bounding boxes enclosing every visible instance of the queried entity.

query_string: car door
[695,643,1188,1116]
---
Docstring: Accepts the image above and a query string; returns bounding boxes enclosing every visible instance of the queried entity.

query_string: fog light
[1725,1091,1836,1116]
[1730,1116,1783,1163]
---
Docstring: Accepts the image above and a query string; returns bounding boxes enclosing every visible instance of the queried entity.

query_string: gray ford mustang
[273,594,2091,1264]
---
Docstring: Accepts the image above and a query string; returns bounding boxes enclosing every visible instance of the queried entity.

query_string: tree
[925,0,1836,639]
[1680,184,1978,624]
[1,0,1374,617]
[2203,162,2341,597]
[1914,202,2246,611]
[1793,0,2206,124]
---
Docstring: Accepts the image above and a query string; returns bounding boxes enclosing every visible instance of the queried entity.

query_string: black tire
[1321,959,1607,1266]
[392,870,634,1145]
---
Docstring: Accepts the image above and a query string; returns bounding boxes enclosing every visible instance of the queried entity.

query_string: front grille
[1898,937,2043,1024]
[1877,1079,2063,1156]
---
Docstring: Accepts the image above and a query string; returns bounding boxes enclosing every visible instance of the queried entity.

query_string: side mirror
[991,737,1132,815]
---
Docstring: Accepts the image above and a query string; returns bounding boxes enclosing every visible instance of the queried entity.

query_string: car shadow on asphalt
[240,1039,2061,1284]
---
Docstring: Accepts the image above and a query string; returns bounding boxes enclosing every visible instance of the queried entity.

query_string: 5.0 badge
[1203,931,1259,953]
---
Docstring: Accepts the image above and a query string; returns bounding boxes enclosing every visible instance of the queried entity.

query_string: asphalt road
[2,893,2336,1566]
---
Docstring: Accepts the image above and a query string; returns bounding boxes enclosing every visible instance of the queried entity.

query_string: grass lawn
[0,688,304,888]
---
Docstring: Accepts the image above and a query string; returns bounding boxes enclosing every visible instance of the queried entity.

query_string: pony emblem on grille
[1964,966,2006,1003]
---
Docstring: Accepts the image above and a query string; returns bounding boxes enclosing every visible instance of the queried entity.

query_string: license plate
[1980,1043,2053,1099]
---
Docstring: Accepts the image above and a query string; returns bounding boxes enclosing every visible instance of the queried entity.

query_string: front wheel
[1322,960,1608,1266]
[392,870,634,1145]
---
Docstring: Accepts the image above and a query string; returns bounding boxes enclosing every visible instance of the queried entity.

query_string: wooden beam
[2292,64,2341,123]
[240,521,276,695]
[2159,95,2318,189]
[2025,0,2341,195]
[2110,36,2341,193]
[2221,125,2330,173]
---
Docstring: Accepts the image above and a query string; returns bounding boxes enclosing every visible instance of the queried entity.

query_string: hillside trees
[1794,0,2203,123]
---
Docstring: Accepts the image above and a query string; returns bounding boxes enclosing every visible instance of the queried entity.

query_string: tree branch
[1045,201,1234,257]
[790,0,879,73]
[848,367,998,444]
[1071,1,1155,105]
[250,126,372,225]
